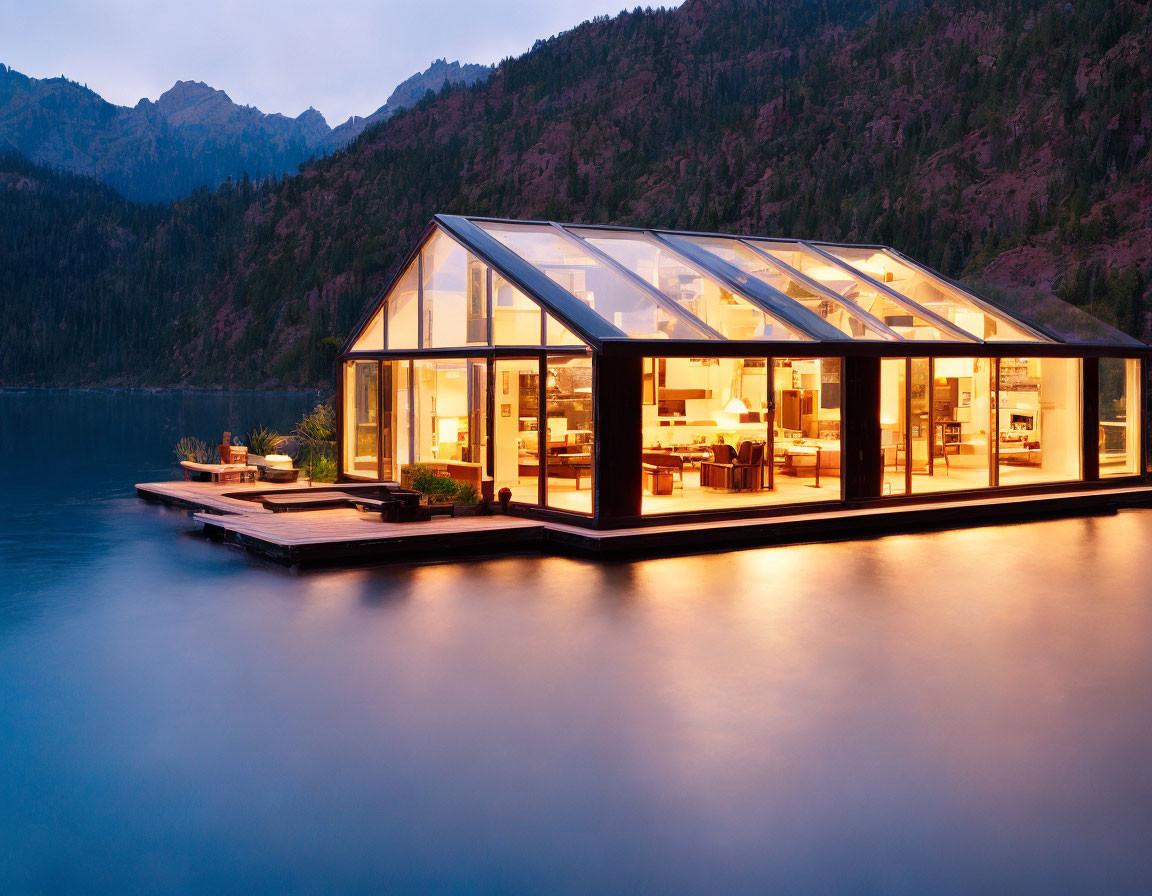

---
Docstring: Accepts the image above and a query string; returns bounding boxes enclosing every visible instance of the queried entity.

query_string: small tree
[293,402,337,482]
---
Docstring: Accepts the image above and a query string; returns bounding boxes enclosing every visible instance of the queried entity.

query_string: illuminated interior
[640,357,841,514]
[338,218,1147,522]
[880,356,1081,494]
[1100,357,1141,477]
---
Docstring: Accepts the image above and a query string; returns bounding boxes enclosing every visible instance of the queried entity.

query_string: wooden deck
[136,478,1152,567]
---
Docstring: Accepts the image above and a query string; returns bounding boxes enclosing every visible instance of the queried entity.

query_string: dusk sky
[1,0,683,125]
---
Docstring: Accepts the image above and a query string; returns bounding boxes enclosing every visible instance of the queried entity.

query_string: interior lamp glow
[722,397,749,415]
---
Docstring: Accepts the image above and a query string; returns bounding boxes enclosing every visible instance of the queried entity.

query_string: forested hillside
[2,0,1150,387]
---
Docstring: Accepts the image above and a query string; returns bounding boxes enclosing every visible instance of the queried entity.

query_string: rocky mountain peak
[155,80,240,126]
[295,107,331,142]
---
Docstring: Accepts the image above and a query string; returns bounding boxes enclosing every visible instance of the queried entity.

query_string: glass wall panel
[393,361,411,472]
[468,359,489,475]
[493,273,542,346]
[378,361,395,481]
[679,235,891,340]
[545,355,594,515]
[387,262,419,349]
[408,358,489,492]
[773,358,842,499]
[880,358,908,496]
[821,246,1040,342]
[421,229,489,348]
[574,230,807,340]
[1100,357,1140,477]
[342,360,379,480]
[351,310,384,351]
[477,221,710,338]
[640,356,840,516]
[909,358,931,477]
[414,360,460,463]
[641,358,767,515]
[912,358,993,493]
[545,312,583,347]
[494,359,541,505]
[996,358,1081,485]
[750,240,963,341]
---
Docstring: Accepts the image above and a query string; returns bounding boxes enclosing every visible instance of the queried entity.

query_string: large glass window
[477,221,709,339]
[421,230,489,348]
[639,356,840,516]
[351,311,384,351]
[573,229,807,341]
[880,358,909,495]
[394,361,412,472]
[493,273,542,346]
[408,358,483,465]
[883,356,1078,494]
[544,355,594,515]
[1099,358,1140,477]
[494,359,541,505]
[772,358,842,498]
[545,312,583,347]
[996,358,1081,485]
[468,359,489,475]
[387,262,419,349]
[911,358,993,493]
[342,360,379,480]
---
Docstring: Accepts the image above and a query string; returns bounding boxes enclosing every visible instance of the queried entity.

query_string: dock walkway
[136,479,1152,567]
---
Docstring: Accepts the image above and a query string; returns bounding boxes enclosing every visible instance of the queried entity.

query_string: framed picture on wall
[960,391,971,407]
[502,371,510,395]
[501,404,511,417]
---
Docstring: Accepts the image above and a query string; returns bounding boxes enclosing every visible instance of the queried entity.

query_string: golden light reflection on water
[9,389,1152,890]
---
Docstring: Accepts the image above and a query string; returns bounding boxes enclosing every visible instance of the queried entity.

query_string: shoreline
[0,385,329,397]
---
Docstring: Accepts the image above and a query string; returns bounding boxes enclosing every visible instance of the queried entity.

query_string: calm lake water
[2,390,1152,894]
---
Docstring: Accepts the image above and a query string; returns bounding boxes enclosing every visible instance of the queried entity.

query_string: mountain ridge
[0,59,493,202]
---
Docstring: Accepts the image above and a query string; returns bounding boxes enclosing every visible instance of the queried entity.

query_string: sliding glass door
[881,356,1083,495]
[1099,357,1141,477]
[494,358,541,506]
[545,355,594,515]
[342,360,379,480]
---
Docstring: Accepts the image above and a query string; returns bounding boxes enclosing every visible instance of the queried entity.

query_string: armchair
[700,442,764,491]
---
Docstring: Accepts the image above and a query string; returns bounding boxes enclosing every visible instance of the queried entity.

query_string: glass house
[338,216,1149,526]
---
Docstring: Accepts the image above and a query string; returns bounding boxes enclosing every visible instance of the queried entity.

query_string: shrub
[175,437,212,464]
[244,424,283,457]
[409,463,466,503]
[454,483,480,506]
[309,455,338,483]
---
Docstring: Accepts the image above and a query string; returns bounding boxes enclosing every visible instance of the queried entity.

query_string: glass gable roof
[815,245,1044,342]
[747,239,976,342]
[475,222,712,340]
[675,235,896,340]
[569,228,808,342]
[345,215,1143,353]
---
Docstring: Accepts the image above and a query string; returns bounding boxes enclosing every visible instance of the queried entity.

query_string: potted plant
[407,464,487,517]
[452,483,484,517]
